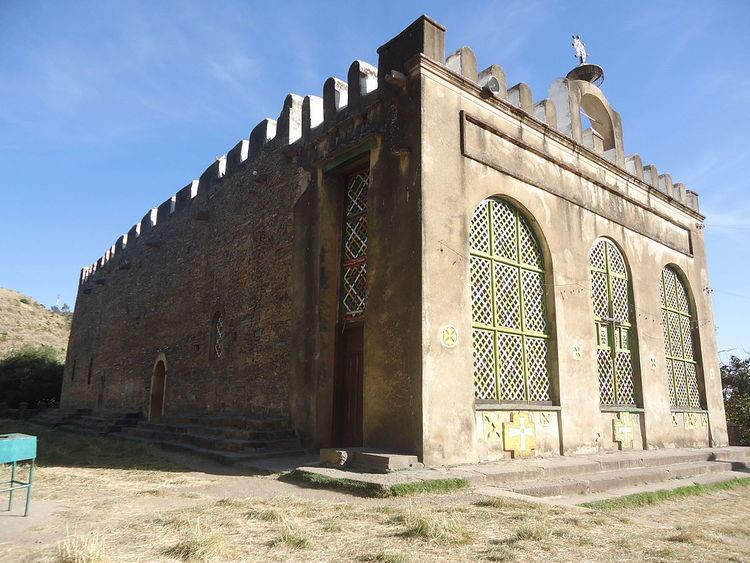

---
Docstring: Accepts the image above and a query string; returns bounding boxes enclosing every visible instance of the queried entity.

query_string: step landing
[296,447,750,500]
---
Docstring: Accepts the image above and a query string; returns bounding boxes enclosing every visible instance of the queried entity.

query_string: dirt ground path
[2,420,750,562]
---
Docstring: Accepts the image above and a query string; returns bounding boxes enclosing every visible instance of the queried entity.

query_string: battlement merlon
[79,14,702,286]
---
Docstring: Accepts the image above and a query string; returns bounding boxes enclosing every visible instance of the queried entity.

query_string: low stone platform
[296,447,750,501]
[320,448,423,473]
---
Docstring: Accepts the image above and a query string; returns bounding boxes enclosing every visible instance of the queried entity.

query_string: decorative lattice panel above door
[340,170,370,320]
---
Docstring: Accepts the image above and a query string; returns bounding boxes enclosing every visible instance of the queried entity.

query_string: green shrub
[0,346,64,408]
[723,356,750,445]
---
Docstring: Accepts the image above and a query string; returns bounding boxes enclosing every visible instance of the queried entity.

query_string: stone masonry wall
[62,147,308,418]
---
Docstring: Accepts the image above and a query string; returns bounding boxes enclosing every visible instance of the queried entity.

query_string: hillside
[0,288,71,361]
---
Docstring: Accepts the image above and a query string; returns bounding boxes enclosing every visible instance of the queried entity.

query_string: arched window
[87,356,93,386]
[211,312,224,359]
[590,239,637,406]
[660,266,702,408]
[470,198,551,403]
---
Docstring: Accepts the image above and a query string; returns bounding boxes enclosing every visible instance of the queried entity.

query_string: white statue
[572,35,587,64]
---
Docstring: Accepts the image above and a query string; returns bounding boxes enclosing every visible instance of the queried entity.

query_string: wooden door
[334,323,364,445]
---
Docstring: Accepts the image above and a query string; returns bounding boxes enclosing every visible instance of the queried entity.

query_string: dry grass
[161,519,232,561]
[56,531,108,563]
[393,508,473,545]
[667,526,703,544]
[0,287,70,360]
[268,523,310,549]
[360,553,410,563]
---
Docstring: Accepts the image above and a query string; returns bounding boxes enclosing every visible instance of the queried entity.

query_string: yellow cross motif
[441,325,458,348]
[503,412,536,458]
[613,411,634,449]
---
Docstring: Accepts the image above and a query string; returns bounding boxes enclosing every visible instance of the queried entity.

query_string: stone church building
[61,16,728,466]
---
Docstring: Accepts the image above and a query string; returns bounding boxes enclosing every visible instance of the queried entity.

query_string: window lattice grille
[341,170,370,320]
[590,239,636,406]
[213,313,224,359]
[660,266,702,408]
[470,198,551,402]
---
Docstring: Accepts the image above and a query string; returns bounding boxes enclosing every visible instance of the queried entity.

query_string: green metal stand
[1,433,37,517]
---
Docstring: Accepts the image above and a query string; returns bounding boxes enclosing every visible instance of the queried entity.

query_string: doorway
[149,359,166,422]
[332,168,370,446]
[334,323,364,445]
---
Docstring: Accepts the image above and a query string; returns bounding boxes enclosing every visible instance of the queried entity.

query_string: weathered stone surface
[320,448,349,467]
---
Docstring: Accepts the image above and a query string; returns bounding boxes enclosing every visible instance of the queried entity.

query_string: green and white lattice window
[590,239,637,406]
[340,170,369,321]
[470,198,551,403]
[660,266,702,408]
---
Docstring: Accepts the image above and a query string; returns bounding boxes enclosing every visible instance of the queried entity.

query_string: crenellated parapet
[80,53,386,286]
[439,35,699,214]
[79,14,700,286]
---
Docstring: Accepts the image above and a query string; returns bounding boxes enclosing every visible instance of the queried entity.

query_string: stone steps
[114,431,308,467]
[28,408,307,469]
[32,408,91,427]
[478,447,750,499]
[300,446,750,500]
[123,425,300,453]
[160,414,289,431]
[56,412,142,435]
[138,421,295,442]
[508,460,733,497]
[553,469,750,506]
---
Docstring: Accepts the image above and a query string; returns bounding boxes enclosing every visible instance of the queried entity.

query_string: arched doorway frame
[149,353,168,422]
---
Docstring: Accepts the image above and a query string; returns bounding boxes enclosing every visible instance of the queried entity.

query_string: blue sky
[1,1,749,358]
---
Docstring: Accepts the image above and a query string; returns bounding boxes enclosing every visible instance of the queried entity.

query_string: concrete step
[469,448,725,486]
[320,448,424,473]
[509,460,733,497]
[555,469,750,506]
[712,447,750,462]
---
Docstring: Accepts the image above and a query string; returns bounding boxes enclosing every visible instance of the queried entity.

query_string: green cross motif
[441,325,458,348]
[612,411,634,449]
[482,412,503,442]
[685,412,697,429]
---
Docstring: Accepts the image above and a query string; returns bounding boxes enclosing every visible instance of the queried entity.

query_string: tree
[721,355,750,446]
[0,346,63,408]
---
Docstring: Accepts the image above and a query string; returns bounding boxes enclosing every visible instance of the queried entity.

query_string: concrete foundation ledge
[291,447,750,499]
[284,467,470,498]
